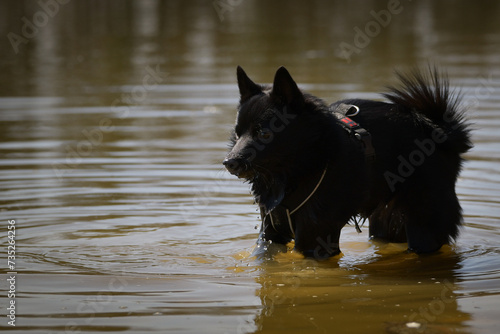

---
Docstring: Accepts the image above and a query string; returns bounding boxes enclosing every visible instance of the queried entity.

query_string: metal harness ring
[345,105,360,117]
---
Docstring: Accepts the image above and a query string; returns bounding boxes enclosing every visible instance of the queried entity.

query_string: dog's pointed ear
[270,66,304,106]
[237,66,262,103]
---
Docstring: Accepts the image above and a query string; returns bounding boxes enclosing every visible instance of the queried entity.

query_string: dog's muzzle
[223,158,241,175]
[223,158,253,178]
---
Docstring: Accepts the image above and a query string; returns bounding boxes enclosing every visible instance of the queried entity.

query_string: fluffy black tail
[383,66,473,154]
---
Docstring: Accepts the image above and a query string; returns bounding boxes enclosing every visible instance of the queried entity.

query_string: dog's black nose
[223,158,241,175]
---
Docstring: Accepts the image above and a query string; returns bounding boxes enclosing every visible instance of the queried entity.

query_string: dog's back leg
[403,188,463,253]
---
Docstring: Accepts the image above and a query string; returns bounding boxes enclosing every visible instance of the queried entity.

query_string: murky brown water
[1,1,500,333]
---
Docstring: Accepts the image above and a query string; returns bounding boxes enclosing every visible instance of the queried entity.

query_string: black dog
[223,66,472,258]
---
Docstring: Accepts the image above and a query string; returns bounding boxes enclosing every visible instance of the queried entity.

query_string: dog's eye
[257,128,272,142]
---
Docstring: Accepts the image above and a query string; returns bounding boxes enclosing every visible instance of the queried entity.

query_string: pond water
[1,1,499,333]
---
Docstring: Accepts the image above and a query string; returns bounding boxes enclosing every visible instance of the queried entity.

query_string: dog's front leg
[252,208,289,259]
[294,222,342,259]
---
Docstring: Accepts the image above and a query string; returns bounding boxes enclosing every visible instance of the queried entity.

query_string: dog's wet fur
[223,66,472,258]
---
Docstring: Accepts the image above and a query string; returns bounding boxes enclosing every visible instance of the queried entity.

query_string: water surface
[1,1,500,333]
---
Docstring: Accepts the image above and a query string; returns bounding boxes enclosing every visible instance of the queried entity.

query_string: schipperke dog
[223,65,472,259]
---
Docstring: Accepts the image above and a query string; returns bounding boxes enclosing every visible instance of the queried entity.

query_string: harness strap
[265,103,375,238]
[289,167,328,215]
[265,167,327,239]
[332,103,376,161]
